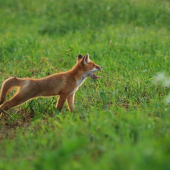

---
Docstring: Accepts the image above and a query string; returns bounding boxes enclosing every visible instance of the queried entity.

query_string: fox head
[77,53,102,79]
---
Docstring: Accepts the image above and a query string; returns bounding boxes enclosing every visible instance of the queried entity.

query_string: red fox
[0,54,102,115]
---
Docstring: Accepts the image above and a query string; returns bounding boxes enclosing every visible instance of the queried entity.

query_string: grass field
[1,0,170,169]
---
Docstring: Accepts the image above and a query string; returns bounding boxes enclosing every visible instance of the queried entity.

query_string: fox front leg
[67,93,75,112]
[56,94,68,111]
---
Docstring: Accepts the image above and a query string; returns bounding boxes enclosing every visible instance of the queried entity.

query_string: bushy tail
[0,77,24,105]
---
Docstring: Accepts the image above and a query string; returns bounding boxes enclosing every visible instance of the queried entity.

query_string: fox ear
[77,54,83,61]
[83,53,89,64]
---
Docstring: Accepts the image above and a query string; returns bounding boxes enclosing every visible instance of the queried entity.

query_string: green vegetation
[1,0,170,169]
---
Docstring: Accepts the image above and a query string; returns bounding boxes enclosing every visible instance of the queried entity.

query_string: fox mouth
[89,66,102,79]
[91,73,101,79]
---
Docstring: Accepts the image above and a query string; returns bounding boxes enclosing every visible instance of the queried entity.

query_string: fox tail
[0,77,24,105]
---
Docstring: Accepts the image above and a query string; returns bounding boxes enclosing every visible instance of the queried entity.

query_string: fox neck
[70,62,89,80]
[69,63,89,95]
[69,72,87,95]
[76,74,87,87]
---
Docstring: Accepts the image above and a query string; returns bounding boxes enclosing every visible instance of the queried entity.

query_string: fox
[0,53,102,116]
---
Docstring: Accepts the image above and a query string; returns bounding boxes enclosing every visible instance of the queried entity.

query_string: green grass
[1,0,170,169]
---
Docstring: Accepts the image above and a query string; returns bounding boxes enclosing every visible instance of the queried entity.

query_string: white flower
[153,72,166,85]
[164,95,170,104]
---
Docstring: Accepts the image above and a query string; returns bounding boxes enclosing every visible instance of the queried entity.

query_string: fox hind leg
[0,92,29,111]
[0,92,28,118]
[0,85,36,112]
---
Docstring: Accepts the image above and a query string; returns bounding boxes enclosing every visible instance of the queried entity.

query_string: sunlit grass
[1,0,170,169]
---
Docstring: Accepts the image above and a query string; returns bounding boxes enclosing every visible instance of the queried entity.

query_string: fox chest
[69,76,86,95]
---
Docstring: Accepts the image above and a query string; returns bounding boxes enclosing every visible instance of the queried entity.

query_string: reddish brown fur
[0,54,102,115]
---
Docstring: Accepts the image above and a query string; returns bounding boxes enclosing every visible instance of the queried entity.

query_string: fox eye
[93,64,95,66]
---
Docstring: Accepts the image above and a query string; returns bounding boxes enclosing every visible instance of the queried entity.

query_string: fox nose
[100,66,102,70]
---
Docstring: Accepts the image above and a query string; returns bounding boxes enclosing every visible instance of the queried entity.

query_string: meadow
[1,0,170,169]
